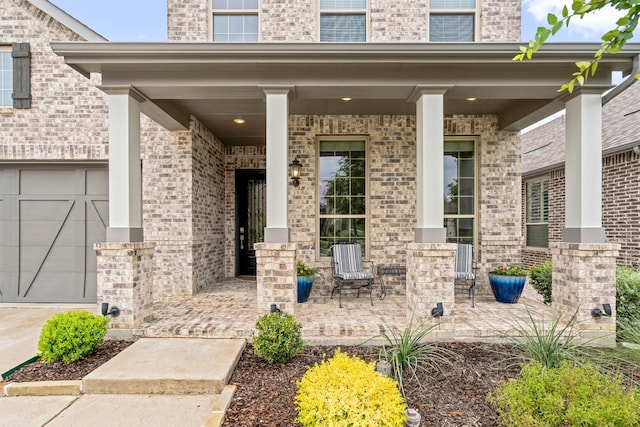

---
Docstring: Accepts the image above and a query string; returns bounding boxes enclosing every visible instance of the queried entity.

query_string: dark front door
[236,170,266,276]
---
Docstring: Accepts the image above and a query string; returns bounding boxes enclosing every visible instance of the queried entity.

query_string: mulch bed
[5,340,133,382]
[223,343,520,427]
[5,340,518,426]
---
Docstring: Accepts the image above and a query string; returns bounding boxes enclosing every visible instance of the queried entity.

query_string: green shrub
[617,266,640,332]
[488,361,640,426]
[38,311,109,364]
[529,261,552,304]
[618,313,640,345]
[295,349,407,426]
[252,312,304,363]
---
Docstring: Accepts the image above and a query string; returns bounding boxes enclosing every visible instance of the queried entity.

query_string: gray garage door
[0,165,108,303]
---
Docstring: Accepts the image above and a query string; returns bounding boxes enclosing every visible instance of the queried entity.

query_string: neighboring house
[2,0,637,343]
[521,80,640,268]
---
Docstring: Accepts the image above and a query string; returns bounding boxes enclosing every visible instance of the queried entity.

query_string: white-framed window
[212,0,259,42]
[0,46,12,107]
[444,138,476,245]
[525,177,549,248]
[319,0,367,42]
[317,138,368,258]
[429,0,476,42]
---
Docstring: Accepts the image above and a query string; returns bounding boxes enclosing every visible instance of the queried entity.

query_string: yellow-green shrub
[295,349,407,426]
[38,311,109,364]
[488,361,640,426]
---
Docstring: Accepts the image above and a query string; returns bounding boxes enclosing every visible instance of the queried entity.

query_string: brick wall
[261,0,315,41]
[287,114,521,298]
[191,117,226,291]
[370,0,428,41]
[522,150,640,268]
[167,0,521,42]
[0,0,108,160]
[142,115,227,300]
[602,151,640,266]
[167,0,209,41]
[480,0,521,41]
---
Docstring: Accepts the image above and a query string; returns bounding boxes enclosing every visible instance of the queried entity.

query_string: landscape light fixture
[591,303,612,318]
[101,302,120,317]
[431,302,444,317]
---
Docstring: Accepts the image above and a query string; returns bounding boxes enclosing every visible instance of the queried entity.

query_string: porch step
[82,338,245,395]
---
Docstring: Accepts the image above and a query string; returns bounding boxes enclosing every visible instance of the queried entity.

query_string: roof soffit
[50,42,640,144]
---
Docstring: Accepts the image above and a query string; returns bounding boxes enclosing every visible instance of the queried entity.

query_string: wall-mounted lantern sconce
[591,303,612,318]
[101,302,120,317]
[431,302,444,317]
[290,159,301,187]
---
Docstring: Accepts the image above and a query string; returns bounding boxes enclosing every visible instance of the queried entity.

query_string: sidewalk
[1,306,244,427]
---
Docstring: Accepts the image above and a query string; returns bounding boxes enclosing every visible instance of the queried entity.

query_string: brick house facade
[3,0,635,344]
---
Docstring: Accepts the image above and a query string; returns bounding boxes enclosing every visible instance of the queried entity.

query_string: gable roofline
[27,0,106,41]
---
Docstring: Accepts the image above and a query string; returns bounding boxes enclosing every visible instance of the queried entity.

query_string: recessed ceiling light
[466,97,477,101]
[341,97,353,101]
[234,118,246,124]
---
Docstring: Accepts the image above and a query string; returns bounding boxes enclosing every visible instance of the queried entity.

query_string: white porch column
[263,87,291,243]
[563,89,606,243]
[411,88,448,243]
[103,86,145,242]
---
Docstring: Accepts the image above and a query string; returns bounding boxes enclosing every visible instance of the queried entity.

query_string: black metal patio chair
[330,242,374,308]
[454,243,476,307]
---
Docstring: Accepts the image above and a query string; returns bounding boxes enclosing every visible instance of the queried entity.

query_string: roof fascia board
[27,0,106,41]
[50,41,640,62]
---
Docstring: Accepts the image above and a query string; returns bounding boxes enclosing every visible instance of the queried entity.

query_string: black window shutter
[12,43,31,109]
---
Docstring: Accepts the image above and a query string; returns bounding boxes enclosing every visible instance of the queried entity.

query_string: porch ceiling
[51,42,640,146]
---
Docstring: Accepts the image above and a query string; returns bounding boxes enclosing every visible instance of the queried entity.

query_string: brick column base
[255,242,297,315]
[551,242,619,347]
[406,243,456,339]
[94,242,155,330]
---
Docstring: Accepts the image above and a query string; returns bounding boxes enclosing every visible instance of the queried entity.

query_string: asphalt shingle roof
[522,79,640,175]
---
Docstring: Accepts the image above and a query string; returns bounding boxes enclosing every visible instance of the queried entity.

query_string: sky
[49,0,167,41]
[49,0,627,43]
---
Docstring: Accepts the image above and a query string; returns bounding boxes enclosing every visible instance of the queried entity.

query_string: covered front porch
[134,278,554,345]
[51,42,638,345]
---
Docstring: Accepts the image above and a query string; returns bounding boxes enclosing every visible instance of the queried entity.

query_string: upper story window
[429,0,476,42]
[318,138,368,258]
[320,0,367,42]
[444,139,476,245]
[1,47,12,107]
[525,177,549,248]
[212,0,259,42]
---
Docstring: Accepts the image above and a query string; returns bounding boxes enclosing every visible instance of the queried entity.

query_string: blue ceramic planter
[297,275,314,303]
[488,274,527,303]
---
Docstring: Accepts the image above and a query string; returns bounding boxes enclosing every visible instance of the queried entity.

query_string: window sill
[524,246,549,252]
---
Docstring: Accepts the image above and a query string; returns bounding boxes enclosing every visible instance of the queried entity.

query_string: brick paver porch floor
[136,278,557,345]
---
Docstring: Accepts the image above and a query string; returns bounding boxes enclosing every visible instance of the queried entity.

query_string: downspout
[602,54,640,105]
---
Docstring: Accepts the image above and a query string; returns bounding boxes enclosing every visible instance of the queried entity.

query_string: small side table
[376,265,406,300]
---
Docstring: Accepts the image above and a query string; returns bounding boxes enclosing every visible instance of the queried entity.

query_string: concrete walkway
[1,305,246,427]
